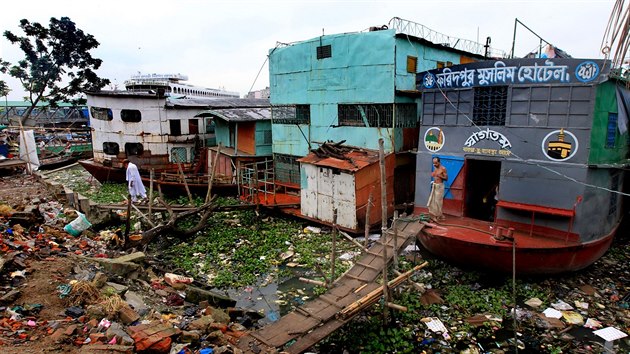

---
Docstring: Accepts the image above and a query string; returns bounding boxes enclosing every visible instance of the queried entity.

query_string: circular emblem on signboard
[575,61,600,83]
[422,73,436,89]
[424,127,445,152]
[541,129,579,161]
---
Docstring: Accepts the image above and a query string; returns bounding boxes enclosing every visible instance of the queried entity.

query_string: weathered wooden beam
[298,277,327,287]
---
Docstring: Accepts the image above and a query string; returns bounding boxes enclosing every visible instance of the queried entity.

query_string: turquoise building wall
[270,29,477,156]
[214,119,231,148]
[214,119,272,157]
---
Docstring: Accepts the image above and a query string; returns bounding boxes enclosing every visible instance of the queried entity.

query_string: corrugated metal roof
[196,107,271,122]
[298,147,380,172]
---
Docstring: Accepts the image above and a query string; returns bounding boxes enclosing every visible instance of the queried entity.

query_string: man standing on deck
[124,159,147,202]
[427,156,448,221]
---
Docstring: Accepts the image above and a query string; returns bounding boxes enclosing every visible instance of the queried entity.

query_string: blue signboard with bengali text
[417,59,610,90]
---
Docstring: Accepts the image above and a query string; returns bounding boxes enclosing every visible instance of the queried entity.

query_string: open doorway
[464,159,501,221]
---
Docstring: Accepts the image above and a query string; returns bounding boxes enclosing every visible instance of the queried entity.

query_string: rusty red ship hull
[417,215,618,275]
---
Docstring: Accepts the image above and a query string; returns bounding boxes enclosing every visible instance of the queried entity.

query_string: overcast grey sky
[0,0,618,99]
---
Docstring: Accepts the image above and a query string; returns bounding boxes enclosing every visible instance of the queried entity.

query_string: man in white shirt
[124,159,147,202]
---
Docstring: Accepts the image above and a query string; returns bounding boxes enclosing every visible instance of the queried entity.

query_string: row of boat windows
[90,103,420,129]
[423,85,595,127]
[102,142,194,163]
[170,87,234,97]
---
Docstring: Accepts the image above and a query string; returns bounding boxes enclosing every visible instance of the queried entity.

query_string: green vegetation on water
[158,198,354,289]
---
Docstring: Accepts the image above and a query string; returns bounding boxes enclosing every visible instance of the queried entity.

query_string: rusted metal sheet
[237,122,256,155]
[298,148,396,231]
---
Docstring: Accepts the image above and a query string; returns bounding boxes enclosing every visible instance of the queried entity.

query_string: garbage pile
[0,204,263,354]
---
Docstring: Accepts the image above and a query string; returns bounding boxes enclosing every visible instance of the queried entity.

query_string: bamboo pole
[393,269,426,293]
[253,158,260,215]
[206,144,221,203]
[378,138,389,322]
[393,210,399,271]
[354,283,368,293]
[364,190,372,249]
[314,263,329,288]
[298,277,328,287]
[131,203,156,228]
[337,262,428,320]
[385,302,408,312]
[124,195,132,245]
[339,230,368,252]
[40,161,79,175]
[331,209,337,286]
[177,161,193,205]
[148,169,154,222]
[157,183,164,201]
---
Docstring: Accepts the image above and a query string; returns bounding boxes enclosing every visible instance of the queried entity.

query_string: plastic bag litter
[303,226,321,234]
[64,212,92,236]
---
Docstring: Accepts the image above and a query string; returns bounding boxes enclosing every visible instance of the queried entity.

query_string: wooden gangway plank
[236,219,425,353]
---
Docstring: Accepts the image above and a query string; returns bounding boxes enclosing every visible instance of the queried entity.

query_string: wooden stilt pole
[124,195,132,246]
[378,138,389,323]
[254,159,260,215]
[157,183,164,201]
[393,210,399,271]
[339,230,368,252]
[331,209,337,286]
[132,203,156,228]
[206,144,221,203]
[148,169,154,222]
[364,189,372,249]
[177,161,193,205]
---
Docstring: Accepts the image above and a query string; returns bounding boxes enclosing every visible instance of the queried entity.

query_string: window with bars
[274,154,300,184]
[339,104,393,127]
[395,104,419,128]
[606,113,618,148]
[337,103,417,128]
[262,130,272,145]
[272,105,310,124]
[316,44,332,59]
[473,86,508,126]
[171,147,187,163]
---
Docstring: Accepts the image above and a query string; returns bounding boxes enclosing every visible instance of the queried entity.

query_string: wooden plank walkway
[236,219,425,354]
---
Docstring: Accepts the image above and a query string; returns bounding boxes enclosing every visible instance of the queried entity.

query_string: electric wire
[434,84,630,197]
[398,9,630,197]
[247,44,281,97]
